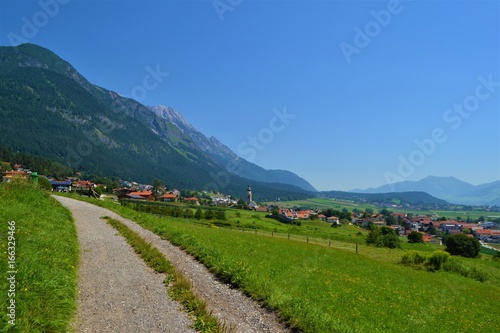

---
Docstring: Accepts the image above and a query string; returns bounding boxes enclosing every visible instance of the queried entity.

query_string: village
[3,165,500,246]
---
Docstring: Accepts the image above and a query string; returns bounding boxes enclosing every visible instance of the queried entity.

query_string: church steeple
[247,184,252,204]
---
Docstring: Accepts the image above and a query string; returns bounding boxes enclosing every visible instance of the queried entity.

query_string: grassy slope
[0,182,78,333]
[273,197,497,220]
[66,195,500,333]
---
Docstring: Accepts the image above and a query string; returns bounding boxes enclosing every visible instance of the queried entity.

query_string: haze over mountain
[0,43,313,200]
[150,105,317,192]
[352,176,500,206]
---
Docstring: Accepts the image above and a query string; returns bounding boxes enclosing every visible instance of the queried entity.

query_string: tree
[428,225,437,235]
[379,208,391,217]
[397,216,404,226]
[204,210,214,220]
[366,226,401,249]
[215,210,227,221]
[152,178,164,201]
[385,215,397,226]
[407,231,424,243]
[194,209,203,220]
[444,233,481,258]
[340,218,350,225]
[183,209,194,219]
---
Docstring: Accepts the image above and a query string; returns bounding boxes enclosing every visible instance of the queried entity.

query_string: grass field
[66,195,500,333]
[0,182,78,333]
[270,197,498,221]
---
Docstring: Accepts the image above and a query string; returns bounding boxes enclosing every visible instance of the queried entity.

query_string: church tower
[247,184,252,204]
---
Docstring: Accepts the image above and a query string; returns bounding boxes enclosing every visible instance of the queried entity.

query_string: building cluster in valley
[269,207,500,244]
[3,166,499,244]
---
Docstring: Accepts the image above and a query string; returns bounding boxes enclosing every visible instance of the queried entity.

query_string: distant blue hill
[352,176,500,206]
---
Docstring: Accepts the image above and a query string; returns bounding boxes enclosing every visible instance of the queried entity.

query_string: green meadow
[70,195,500,333]
[0,182,78,333]
[272,197,497,221]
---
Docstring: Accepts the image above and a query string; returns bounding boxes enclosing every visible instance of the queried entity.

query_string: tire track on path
[54,196,196,333]
[55,196,289,333]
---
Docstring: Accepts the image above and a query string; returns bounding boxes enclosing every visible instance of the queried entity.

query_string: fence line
[153,213,361,253]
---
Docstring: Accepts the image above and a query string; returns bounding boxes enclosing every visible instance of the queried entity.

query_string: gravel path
[53,196,196,333]
[55,196,289,333]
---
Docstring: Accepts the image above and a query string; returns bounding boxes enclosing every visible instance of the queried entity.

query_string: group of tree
[121,200,227,221]
[320,208,351,221]
[366,224,401,249]
[0,145,74,179]
[444,233,481,258]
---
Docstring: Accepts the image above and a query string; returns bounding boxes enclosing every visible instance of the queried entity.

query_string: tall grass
[60,195,500,332]
[0,182,78,332]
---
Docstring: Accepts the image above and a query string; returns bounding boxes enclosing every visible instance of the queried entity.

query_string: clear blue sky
[1,0,499,191]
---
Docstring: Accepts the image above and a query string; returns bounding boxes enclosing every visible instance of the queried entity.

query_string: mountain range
[1,44,498,206]
[352,176,500,206]
[0,43,314,200]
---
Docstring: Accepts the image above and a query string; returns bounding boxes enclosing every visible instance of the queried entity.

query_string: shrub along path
[55,196,288,333]
[53,196,196,333]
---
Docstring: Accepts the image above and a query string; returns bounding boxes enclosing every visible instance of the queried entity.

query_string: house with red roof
[183,197,199,204]
[2,170,30,182]
[125,191,154,201]
[161,193,178,202]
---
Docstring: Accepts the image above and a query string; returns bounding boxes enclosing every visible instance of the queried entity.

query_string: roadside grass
[102,216,225,333]
[60,195,500,333]
[0,181,78,333]
[120,199,368,244]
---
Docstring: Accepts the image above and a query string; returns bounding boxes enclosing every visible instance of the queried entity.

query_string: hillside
[354,176,500,206]
[150,105,317,192]
[321,190,448,206]
[0,43,311,201]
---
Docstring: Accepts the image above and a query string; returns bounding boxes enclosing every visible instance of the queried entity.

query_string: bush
[445,234,481,258]
[407,231,424,243]
[38,176,52,191]
[426,250,450,271]
[442,257,489,282]
[401,250,489,282]
[401,250,427,267]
